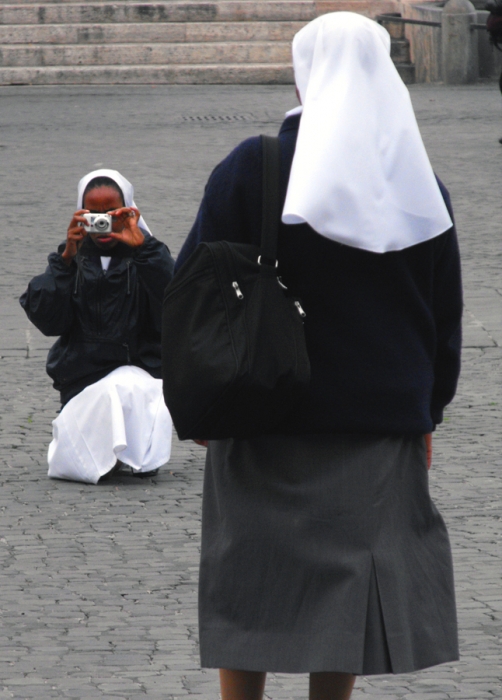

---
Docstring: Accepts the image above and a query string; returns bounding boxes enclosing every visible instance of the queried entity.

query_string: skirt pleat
[198,433,458,674]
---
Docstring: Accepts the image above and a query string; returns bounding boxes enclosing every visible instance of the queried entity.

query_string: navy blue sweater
[176,114,462,435]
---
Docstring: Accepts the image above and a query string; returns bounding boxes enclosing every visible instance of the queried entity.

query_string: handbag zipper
[232,281,244,299]
[295,300,306,318]
[218,242,247,301]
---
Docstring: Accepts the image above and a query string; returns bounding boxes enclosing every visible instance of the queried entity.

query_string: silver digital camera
[83,213,112,234]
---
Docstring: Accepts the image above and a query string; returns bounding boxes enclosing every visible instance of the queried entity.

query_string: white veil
[282,12,452,253]
[77,169,152,236]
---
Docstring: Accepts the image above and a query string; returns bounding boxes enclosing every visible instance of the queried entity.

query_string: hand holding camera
[107,206,145,248]
[61,209,90,264]
[61,207,144,265]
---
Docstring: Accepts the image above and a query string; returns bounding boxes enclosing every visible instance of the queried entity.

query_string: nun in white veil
[176,12,462,700]
[20,169,174,484]
[282,11,452,250]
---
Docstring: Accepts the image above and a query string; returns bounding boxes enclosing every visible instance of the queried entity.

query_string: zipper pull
[232,281,244,300]
[294,300,306,318]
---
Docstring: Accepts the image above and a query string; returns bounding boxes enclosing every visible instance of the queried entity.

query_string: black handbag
[161,135,311,440]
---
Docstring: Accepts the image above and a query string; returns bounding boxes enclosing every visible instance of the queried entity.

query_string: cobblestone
[0,82,501,698]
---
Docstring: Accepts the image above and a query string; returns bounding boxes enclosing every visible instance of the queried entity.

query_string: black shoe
[499,137,502,144]
[98,461,124,482]
[130,468,160,478]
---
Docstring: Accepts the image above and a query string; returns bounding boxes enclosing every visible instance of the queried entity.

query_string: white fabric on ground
[282,12,453,253]
[48,366,172,484]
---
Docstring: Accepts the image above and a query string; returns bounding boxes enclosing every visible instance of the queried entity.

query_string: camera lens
[95,217,109,232]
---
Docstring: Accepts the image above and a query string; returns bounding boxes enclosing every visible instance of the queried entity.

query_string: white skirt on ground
[48,366,172,484]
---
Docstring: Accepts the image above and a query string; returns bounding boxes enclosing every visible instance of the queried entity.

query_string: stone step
[379,15,405,40]
[0,1,414,86]
[0,0,393,11]
[390,38,411,64]
[0,2,316,25]
[0,0,247,2]
[0,63,294,84]
[0,0,296,2]
[311,1,396,16]
[380,14,415,81]
[0,20,305,44]
[395,62,415,84]
[0,41,291,66]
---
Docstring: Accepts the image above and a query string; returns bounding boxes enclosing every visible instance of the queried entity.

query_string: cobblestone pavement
[0,83,501,699]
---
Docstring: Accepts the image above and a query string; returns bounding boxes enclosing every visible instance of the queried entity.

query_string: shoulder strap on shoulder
[260,135,281,266]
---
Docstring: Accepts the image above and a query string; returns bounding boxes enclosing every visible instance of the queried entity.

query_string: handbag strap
[260,135,281,267]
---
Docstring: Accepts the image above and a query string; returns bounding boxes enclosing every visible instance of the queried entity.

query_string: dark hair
[82,176,125,206]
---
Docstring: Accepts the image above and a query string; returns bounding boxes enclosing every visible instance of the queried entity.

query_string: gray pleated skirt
[199,434,458,675]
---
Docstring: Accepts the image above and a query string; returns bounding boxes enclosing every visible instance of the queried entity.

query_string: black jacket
[177,114,463,435]
[20,234,174,405]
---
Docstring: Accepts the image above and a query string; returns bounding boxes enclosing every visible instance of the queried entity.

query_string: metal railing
[376,13,487,30]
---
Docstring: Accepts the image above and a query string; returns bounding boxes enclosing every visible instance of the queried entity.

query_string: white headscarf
[282,12,452,253]
[77,169,152,236]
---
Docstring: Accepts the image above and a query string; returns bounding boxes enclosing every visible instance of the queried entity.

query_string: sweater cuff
[49,251,77,274]
[131,234,160,259]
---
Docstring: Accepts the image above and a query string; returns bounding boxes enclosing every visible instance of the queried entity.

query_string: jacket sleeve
[133,235,175,332]
[430,182,463,427]
[19,250,76,337]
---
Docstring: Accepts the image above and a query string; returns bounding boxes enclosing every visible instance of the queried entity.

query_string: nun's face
[83,186,124,249]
